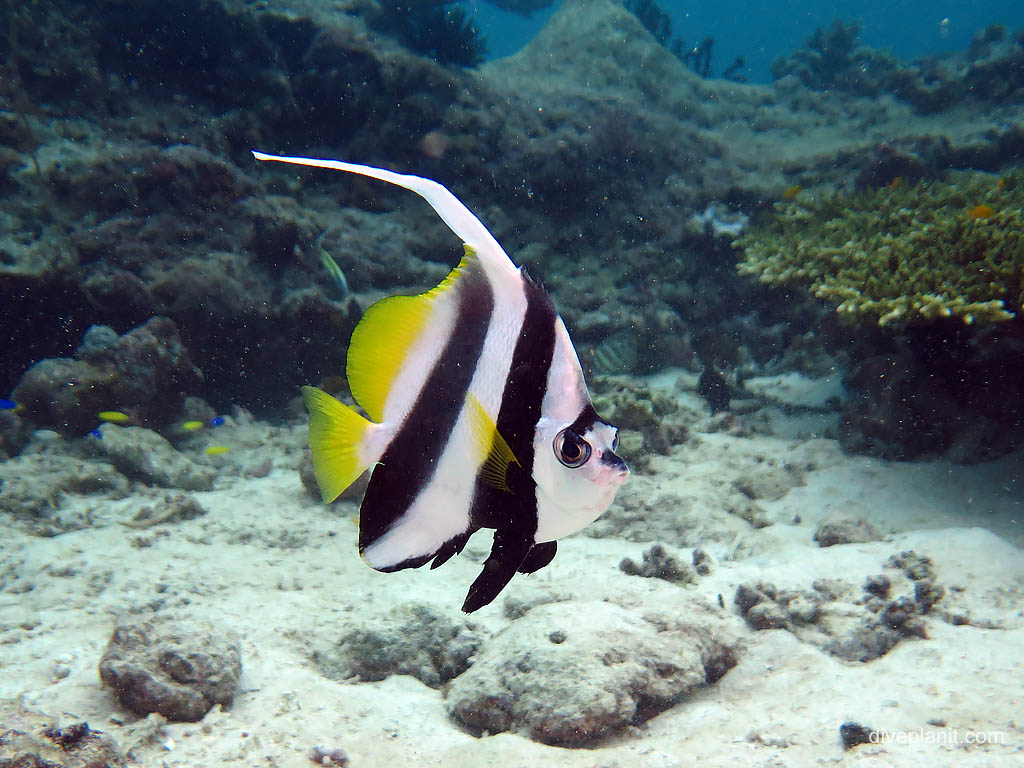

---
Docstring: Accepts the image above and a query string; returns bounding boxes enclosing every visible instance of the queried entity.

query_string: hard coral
[735,172,1024,327]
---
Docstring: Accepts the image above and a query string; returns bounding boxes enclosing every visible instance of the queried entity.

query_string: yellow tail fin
[301,385,373,503]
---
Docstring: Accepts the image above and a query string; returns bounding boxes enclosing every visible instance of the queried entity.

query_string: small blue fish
[0,399,16,410]
[209,416,226,427]
[88,428,103,440]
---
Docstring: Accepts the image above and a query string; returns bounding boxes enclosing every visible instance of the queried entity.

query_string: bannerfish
[253,151,630,612]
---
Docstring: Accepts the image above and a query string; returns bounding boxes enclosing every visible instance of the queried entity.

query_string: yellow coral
[735,172,1024,326]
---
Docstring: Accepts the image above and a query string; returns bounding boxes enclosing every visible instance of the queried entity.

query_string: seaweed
[369,0,487,68]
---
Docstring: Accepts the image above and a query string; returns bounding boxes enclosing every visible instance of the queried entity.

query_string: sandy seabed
[1,373,1022,768]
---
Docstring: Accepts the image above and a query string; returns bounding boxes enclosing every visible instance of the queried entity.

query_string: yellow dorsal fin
[346,246,478,422]
[465,391,519,494]
[302,385,373,503]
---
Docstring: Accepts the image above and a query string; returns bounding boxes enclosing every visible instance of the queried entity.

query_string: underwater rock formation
[0,447,130,535]
[0,707,126,768]
[11,318,203,436]
[773,20,1024,114]
[733,550,949,663]
[446,600,737,746]
[312,602,483,689]
[89,424,216,491]
[98,618,242,722]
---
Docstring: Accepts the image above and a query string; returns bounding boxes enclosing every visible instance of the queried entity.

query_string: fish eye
[553,428,592,469]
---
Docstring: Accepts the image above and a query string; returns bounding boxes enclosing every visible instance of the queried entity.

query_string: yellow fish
[98,411,130,423]
[781,184,802,200]
[968,204,995,219]
[205,445,231,456]
[182,420,205,431]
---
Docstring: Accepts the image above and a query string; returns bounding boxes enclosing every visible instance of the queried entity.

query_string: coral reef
[736,172,1024,328]
[773,20,1024,113]
[367,0,487,67]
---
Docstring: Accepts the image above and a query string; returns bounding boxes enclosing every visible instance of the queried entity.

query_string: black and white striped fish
[253,151,629,612]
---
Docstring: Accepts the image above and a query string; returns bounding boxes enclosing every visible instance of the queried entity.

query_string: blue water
[476,0,1024,81]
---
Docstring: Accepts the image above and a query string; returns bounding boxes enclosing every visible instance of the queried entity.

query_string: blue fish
[88,428,103,440]
[0,399,16,410]
[209,416,226,427]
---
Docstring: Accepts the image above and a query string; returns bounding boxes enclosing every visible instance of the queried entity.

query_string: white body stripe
[363,269,530,568]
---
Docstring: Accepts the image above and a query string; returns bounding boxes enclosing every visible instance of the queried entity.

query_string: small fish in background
[253,151,629,613]
[209,416,226,427]
[698,368,731,413]
[98,411,131,424]
[888,176,903,189]
[781,184,802,200]
[88,428,103,440]
[318,236,350,298]
[938,17,951,40]
[0,398,16,410]
[590,330,639,377]
[968,204,995,219]
[181,420,205,432]
[995,177,1006,193]
[205,445,231,456]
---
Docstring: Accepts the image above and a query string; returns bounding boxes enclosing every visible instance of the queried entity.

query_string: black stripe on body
[469,273,558,535]
[358,262,494,563]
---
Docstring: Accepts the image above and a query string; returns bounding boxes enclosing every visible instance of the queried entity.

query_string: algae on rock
[735,172,1024,327]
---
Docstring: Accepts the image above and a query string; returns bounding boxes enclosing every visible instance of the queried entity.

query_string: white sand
[1,392,1022,767]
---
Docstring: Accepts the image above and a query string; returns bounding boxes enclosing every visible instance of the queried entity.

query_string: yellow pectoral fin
[465,392,519,494]
[302,386,374,503]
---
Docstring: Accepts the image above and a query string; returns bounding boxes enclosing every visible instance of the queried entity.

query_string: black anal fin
[430,529,475,570]
[518,541,557,574]
[461,529,533,613]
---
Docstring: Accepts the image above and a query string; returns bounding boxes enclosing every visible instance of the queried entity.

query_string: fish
[996,177,1006,193]
[0,398,16,410]
[319,242,350,298]
[252,151,630,613]
[98,411,131,423]
[209,416,226,427]
[88,428,103,440]
[590,330,638,376]
[781,184,802,200]
[205,445,231,456]
[968,204,995,219]
[181,420,205,431]
[888,176,903,189]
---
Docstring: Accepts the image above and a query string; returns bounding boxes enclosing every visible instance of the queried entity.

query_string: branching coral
[735,173,1024,327]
